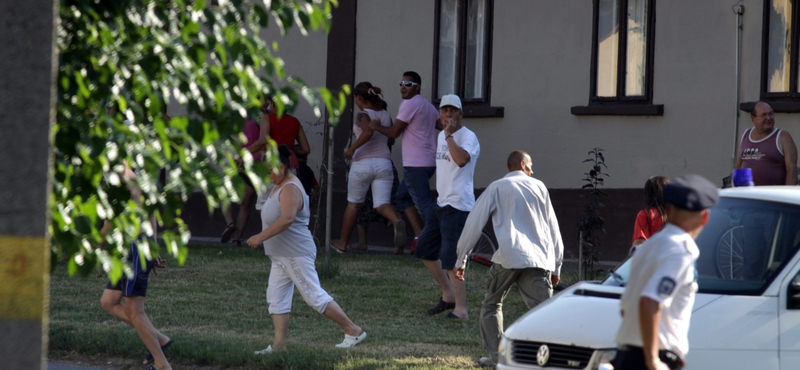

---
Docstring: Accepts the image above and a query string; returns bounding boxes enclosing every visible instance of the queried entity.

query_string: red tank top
[740,128,786,186]
[268,113,301,148]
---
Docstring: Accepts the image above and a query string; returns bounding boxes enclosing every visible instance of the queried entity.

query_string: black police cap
[663,174,719,211]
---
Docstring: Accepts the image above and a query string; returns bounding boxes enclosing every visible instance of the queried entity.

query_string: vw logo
[536,344,550,366]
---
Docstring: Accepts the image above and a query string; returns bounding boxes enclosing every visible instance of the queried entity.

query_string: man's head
[507,151,533,176]
[663,174,719,238]
[750,101,775,134]
[400,71,422,99]
[439,94,463,131]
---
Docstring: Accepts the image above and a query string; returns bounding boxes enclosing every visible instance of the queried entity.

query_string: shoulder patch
[657,277,677,297]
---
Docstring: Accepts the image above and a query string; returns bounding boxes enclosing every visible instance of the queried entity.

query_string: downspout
[733,3,744,167]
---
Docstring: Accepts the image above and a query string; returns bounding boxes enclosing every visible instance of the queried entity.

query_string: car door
[779,261,800,370]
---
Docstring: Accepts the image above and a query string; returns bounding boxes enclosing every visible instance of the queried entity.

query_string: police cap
[663,174,719,211]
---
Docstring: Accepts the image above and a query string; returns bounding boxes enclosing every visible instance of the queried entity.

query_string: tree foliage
[53,0,346,282]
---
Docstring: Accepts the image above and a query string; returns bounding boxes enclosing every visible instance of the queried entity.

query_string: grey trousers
[481,264,552,364]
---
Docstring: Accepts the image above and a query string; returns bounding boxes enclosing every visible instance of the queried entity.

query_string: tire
[468,231,497,267]
[714,225,746,279]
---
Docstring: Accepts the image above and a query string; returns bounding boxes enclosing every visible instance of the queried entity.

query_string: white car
[497,187,800,370]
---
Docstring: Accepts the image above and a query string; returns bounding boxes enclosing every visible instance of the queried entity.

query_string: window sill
[570,104,664,116]
[462,105,504,118]
[740,101,800,113]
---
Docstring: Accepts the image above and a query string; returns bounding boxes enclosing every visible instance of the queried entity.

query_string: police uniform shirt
[615,223,699,358]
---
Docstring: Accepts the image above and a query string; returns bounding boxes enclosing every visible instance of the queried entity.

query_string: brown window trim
[572,0,661,116]
[432,0,503,118]
[740,100,800,114]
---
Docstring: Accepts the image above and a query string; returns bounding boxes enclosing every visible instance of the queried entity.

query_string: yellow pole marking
[0,236,49,322]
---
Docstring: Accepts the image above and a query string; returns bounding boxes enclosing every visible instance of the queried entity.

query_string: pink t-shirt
[396,94,438,167]
[242,119,263,161]
[353,109,392,161]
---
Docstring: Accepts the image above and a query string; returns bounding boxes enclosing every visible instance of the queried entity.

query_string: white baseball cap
[439,94,462,110]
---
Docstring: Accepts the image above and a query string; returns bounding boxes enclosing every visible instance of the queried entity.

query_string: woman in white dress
[246,145,366,353]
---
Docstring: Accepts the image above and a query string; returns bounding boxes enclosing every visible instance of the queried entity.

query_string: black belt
[614,345,685,370]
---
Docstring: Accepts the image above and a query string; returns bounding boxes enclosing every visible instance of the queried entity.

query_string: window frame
[432,0,503,118]
[572,0,663,116]
[760,0,800,100]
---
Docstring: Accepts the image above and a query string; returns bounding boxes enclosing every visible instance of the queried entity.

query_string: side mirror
[788,273,800,310]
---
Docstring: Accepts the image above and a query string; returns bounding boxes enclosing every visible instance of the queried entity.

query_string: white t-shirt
[353,109,391,161]
[435,126,480,212]
[615,223,699,357]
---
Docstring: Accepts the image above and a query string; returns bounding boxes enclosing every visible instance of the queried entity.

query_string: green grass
[49,246,538,369]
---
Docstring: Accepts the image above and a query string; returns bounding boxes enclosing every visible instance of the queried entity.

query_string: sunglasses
[399,81,419,87]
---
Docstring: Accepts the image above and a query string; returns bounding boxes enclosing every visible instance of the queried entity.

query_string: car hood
[503,282,723,349]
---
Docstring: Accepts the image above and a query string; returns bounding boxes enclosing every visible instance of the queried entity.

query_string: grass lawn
[48,245,546,369]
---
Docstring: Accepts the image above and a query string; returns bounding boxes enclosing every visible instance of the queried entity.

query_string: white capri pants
[266,254,333,315]
[347,157,394,207]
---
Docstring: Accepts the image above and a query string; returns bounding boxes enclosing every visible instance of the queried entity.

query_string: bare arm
[370,118,408,139]
[734,132,744,169]
[248,114,271,155]
[295,126,311,156]
[445,136,471,167]
[345,120,373,160]
[780,131,798,185]
[639,297,670,370]
[246,184,302,247]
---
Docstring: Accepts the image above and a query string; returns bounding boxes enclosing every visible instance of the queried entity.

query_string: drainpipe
[733,4,744,167]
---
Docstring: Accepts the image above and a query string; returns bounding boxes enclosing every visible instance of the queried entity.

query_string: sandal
[220,222,237,243]
[231,239,242,247]
[427,297,455,315]
[335,331,367,348]
[143,338,173,365]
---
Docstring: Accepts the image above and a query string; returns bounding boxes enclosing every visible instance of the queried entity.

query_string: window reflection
[625,0,648,96]
[767,0,792,92]
[596,0,619,97]
[438,0,459,97]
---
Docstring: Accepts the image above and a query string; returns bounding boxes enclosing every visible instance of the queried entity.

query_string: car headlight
[498,336,510,365]
[591,349,617,370]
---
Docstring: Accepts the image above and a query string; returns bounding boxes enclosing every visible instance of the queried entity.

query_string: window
[572,0,662,116]
[753,0,800,112]
[433,0,503,118]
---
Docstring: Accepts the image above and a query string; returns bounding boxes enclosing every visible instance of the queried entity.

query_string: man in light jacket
[454,151,563,367]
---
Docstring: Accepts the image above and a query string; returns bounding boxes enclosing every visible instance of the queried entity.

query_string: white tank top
[260,179,316,257]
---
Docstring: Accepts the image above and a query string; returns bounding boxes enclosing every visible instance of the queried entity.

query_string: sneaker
[254,345,275,355]
[335,331,367,348]
[478,357,495,368]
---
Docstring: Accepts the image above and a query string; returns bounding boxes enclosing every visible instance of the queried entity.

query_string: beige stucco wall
[354,0,799,189]
[260,24,329,173]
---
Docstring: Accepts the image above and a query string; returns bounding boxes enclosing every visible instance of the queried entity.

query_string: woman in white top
[246,145,366,353]
[331,82,407,254]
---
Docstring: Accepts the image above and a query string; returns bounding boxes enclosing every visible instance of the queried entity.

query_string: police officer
[613,174,718,370]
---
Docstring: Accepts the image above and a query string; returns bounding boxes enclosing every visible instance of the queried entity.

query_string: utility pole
[0,1,58,368]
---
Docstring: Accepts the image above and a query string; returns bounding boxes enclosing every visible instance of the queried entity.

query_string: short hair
[507,151,529,170]
[403,71,422,85]
[751,101,772,117]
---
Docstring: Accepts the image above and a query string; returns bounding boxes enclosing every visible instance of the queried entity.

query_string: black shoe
[427,297,455,315]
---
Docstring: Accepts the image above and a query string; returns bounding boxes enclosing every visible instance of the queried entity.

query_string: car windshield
[603,197,800,295]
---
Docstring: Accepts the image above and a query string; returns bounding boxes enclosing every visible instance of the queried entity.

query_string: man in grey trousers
[454,151,564,367]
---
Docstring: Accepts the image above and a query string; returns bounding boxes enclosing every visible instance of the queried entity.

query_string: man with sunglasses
[369,71,439,254]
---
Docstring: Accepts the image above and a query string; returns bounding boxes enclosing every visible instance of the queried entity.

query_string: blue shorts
[396,166,435,223]
[413,205,469,270]
[105,242,155,297]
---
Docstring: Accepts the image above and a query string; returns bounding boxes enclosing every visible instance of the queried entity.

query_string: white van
[497,187,800,370]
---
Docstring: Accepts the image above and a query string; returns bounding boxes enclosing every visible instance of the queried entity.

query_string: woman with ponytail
[631,175,670,247]
[330,82,407,254]
[246,145,366,353]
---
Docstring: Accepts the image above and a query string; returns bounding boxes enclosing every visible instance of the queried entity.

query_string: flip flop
[143,338,173,364]
[445,312,466,319]
[330,243,346,254]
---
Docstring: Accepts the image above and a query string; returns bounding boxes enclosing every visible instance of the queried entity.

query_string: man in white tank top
[734,101,797,185]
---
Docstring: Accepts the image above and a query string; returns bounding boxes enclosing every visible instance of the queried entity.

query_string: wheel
[468,231,497,267]
[714,225,745,279]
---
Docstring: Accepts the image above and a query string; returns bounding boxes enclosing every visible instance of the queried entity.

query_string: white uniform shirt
[454,171,564,275]
[615,223,699,357]
[435,127,480,212]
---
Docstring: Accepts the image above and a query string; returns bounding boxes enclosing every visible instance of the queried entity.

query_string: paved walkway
[49,363,106,370]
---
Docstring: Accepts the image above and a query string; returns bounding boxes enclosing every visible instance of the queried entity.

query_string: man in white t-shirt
[369,71,440,253]
[415,94,480,319]
[614,174,718,370]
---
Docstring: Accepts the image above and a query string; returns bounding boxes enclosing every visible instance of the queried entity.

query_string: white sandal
[254,345,284,355]
[335,331,367,348]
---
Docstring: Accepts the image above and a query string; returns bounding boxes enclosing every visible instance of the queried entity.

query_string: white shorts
[266,254,333,315]
[347,157,394,207]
